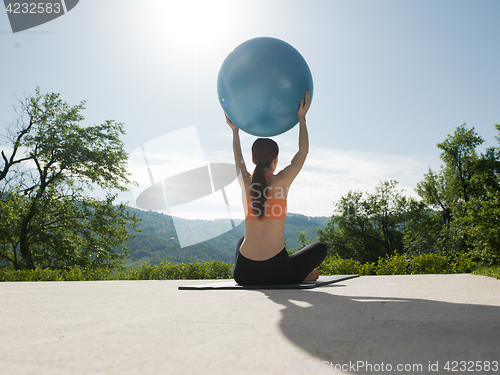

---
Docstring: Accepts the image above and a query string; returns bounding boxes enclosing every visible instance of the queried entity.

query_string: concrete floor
[1,274,499,374]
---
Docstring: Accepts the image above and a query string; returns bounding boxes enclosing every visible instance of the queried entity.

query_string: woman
[227,91,327,285]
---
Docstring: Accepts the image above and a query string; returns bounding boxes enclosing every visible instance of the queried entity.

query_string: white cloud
[288,146,441,216]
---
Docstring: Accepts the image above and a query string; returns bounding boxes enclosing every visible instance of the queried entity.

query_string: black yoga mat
[178,275,359,290]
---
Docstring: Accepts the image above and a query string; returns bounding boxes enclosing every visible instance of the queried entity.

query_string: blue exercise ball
[217,37,313,137]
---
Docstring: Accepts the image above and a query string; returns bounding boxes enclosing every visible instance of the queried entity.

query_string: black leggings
[233,236,327,286]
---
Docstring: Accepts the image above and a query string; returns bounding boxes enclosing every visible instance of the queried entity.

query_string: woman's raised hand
[298,91,311,119]
[225,114,239,131]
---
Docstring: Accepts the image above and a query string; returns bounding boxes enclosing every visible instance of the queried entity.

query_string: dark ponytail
[250,138,279,219]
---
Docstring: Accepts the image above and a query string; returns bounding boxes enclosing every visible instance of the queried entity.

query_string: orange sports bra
[244,174,287,221]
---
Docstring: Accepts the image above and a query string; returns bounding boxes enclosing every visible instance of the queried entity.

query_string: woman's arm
[226,115,251,192]
[277,91,311,184]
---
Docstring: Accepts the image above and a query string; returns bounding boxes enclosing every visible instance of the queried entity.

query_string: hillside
[123,208,331,266]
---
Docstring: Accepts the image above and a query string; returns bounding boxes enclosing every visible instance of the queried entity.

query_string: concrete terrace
[1,274,499,374]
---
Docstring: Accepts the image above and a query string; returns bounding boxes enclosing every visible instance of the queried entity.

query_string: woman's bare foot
[303,268,319,281]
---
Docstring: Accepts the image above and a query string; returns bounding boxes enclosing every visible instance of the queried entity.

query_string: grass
[472,264,500,280]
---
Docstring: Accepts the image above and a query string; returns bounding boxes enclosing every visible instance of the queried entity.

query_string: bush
[0,260,234,282]
[317,251,474,277]
[0,251,476,281]
[376,252,409,275]
[409,251,474,274]
[128,263,162,280]
[411,253,449,274]
[448,251,474,273]
[472,264,500,279]
[177,260,233,280]
[319,255,375,276]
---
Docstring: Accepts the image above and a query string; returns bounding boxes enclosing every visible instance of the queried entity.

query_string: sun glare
[143,0,246,64]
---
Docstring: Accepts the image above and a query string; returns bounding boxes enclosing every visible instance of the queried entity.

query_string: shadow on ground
[263,286,500,373]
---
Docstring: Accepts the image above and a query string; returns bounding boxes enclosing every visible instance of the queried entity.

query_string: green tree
[402,208,443,256]
[416,123,500,263]
[317,190,380,262]
[436,124,484,210]
[0,88,139,270]
[462,124,500,265]
[415,168,452,225]
[318,181,421,263]
[416,124,499,257]
[464,189,500,265]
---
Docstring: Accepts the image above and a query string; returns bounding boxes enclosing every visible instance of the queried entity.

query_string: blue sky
[1,0,499,218]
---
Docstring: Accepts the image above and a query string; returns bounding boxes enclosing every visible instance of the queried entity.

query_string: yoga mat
[178,275,359,290]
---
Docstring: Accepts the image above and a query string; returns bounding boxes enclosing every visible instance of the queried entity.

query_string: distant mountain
[123,208,331,266]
